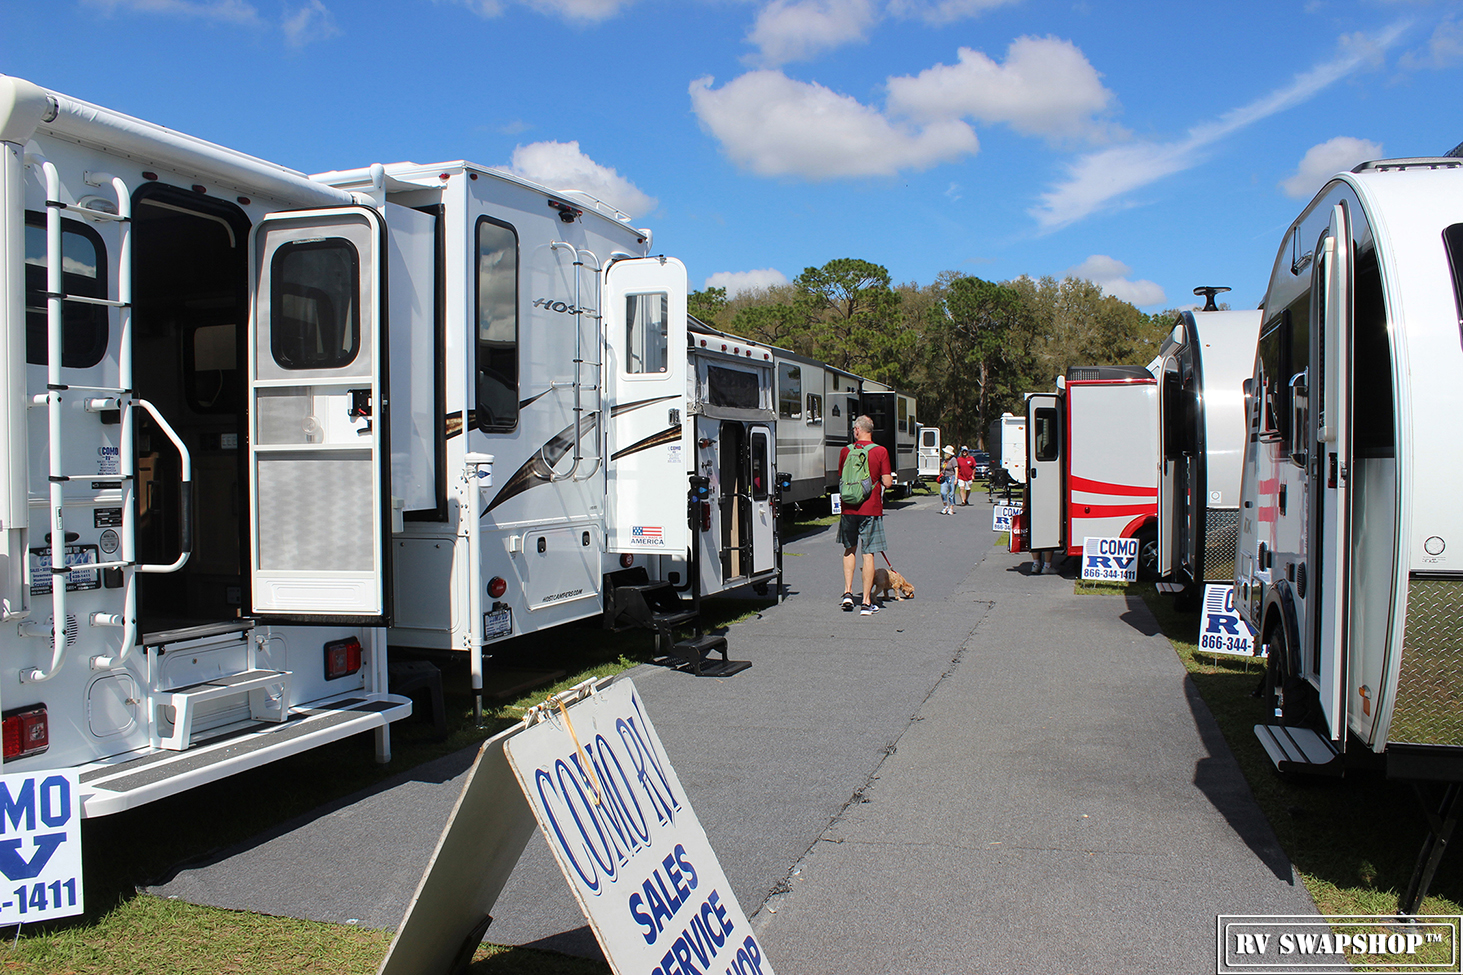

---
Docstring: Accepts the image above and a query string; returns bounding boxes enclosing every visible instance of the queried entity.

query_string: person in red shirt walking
[838,415,894,615]
[954,446,977,505]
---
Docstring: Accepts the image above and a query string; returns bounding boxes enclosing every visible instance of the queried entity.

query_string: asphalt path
[149,488,1321,972]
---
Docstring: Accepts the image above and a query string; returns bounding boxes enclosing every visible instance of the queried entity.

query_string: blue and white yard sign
[0,770,83,924]
[1080,536,1138,582]
[992,504,1021,533]
[504,679,774,975]
[1199,584,1262,656]
[830,492,842,515]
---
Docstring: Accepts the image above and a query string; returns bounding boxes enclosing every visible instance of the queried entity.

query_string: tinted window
[778,363,801,418]
[24,213,109,368]
[625,293,668,374]
[897,396,908,433]
[806,393,822,422]
[271,239,359,370]
[476,217,518,431]
[751,431,768,500]
[1034,407,1059,462]
[707,365,759,409]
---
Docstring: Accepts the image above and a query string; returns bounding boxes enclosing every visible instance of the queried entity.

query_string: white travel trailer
[991,412,1028,484]
[1022,367,1158,570]
[916,424,941,479]
[0,76,415,815]
[1240,159,1463,777]
[769,347,826,508]
[1153,301,1262,603]
[1238,157,1463,912]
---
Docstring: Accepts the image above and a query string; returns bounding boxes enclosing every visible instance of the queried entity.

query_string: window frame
[269,237,362,372]
[474,215,520,433]
[24,211,110,369]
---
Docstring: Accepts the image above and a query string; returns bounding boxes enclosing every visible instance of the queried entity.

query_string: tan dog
[872,566,915,601]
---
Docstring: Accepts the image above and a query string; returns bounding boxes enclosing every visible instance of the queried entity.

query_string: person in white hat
[938,444,958,515]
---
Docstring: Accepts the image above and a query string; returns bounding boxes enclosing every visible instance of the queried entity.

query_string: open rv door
[1027,392,1063,551]
[248,207,390,621]
[605,257,689,556]
[1156,357,1179,578]
[1315,203,1352,739]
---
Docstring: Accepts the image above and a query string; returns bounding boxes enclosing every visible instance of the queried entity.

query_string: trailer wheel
[1136,527,1159,580]
[1262,622,1321,728]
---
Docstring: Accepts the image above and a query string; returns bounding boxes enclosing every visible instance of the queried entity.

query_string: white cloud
[1281,136,1384,199]
[886,36,1121,144]
[1065,255,1165,307]
[689,71,978,179]
[747,0,878,66]
[283,0,340,46]
[887,0,1017,25]
[1400,17,1463,69]
[504,141,657,218]
[705,269,791,296]
[83,0,261,24]
[1030,21,1409,231]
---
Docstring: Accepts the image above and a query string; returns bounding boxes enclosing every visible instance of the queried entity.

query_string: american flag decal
[632,526,662,538]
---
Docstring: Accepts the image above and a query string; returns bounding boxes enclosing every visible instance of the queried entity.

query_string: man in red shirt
[954,446,977,505]
[838,415,894,615]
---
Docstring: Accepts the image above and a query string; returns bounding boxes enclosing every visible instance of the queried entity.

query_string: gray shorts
[837,514,887,554]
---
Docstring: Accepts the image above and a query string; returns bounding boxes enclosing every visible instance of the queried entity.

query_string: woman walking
[938,445,958,515]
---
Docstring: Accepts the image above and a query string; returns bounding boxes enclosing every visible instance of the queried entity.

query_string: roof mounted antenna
[1194,286,1230,312]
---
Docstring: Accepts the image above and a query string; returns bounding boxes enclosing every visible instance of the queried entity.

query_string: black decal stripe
[484,411,601,514]
[610,425,681,462]
[519,389,552,410]
[610,393,679,417]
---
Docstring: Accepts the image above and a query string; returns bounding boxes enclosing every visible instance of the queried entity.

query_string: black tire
[1263,620,1320,727]
[1136,527,1159,581]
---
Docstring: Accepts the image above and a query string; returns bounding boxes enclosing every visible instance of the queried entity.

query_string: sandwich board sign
[379,677,774,975]
[1080,536,1139,582]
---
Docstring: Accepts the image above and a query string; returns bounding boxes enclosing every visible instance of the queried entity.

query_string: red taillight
[619,554,634,568]
[2,706,48,761]
[324,637,363,681]
[487,576,508,599]
[700,501,712,532]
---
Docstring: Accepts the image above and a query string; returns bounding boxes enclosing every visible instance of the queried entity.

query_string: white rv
[0,76,415,815]
[1154,305,1261,602]
[769,347,826,508]
[991,412,1027,485]
[916,424,941,479]
[1239,159,1463,803]
[1022,367,1158,570]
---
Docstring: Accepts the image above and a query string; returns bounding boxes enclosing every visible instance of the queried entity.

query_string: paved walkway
[150,491,1319,972]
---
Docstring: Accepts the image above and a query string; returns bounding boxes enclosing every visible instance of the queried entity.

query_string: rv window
[922,430,936,447]
[476,217,519,432]
[807,393,822,423]
[625,293,668,374]
[1033,407,1059,462]
[1447,224,1463,348]
[751,431,769,501]
[271,239,359,370]
[1256,313,1291,445]
[707,365,760,409]
[24,213,109,368]
[778,363,802,418]
[897,397,908,433]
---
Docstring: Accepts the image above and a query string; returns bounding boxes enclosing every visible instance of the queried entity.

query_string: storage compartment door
[604,257,689,555]
[247,207,389,620]
[1026,393,1063,550]
[1316,203,1352,739]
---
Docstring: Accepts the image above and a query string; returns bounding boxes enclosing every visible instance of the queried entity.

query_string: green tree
[688,286,728,326]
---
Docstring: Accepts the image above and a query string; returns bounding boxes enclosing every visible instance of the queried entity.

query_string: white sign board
[992,504,1021,533]
[0,770,83,924]
[830,492,842,515]
[1080,536,1139,582]
[1199,584,1262,656]
[504,679,775,975]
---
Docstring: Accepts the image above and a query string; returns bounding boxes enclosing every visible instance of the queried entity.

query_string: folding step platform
[670,634,750,678]
[1254,723,1345,776]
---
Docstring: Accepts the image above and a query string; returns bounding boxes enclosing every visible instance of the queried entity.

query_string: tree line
[689,258,1196,451]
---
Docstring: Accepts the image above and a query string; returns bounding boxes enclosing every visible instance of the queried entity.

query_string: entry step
[157,669,291,751]
[1254,723,1344,776]
[671,634,751,678]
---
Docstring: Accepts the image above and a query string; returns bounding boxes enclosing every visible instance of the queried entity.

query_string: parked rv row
[0,76,798,817]
[768,350,920,512]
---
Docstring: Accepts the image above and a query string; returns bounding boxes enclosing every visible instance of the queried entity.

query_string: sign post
[1080,536,1139,583]
[991,504,1020,533]
[1199,584,1262,656]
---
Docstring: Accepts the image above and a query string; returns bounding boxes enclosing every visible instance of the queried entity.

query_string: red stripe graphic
[1069,502,1158,520]
[1069,475,1157,498]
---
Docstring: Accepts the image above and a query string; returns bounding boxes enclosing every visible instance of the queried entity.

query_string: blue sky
[4,0,1460,313]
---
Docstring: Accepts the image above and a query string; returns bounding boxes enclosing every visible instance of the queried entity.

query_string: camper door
[1156,358,1181,578]
[247,207,389,620]
[1027,393,1063,550]
[1314,203,1352,738]
[605,257,689,555]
